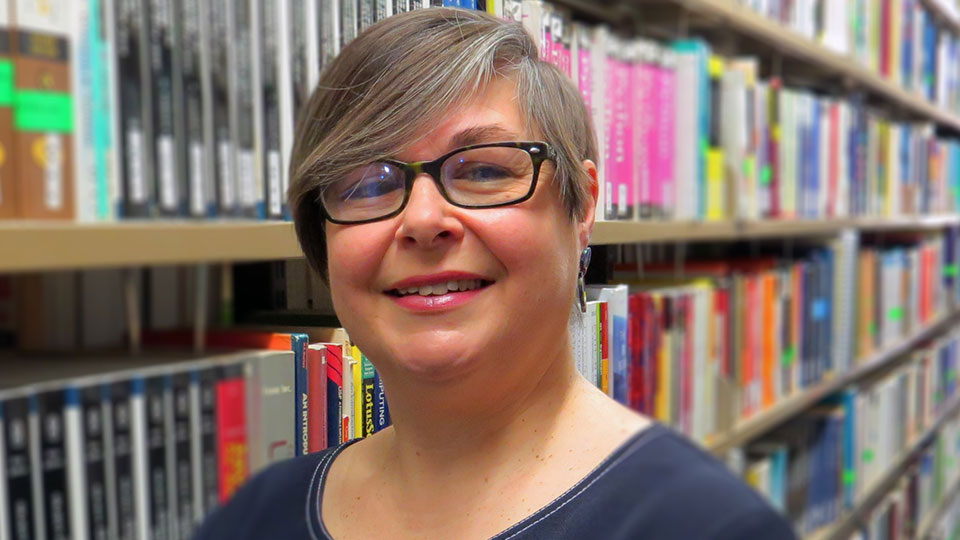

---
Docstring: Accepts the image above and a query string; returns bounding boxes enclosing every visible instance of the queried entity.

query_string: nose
[395,173,465,249]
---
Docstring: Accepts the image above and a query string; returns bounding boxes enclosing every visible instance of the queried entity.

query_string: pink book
[576,31,592,109]
[615,54,633,219]
[605,51,621,218]
[635,46,655,219]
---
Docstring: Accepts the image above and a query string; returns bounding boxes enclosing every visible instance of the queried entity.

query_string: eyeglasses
[318,141,556,224]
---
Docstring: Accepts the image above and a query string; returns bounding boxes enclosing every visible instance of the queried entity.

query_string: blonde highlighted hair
[288,7,597,279]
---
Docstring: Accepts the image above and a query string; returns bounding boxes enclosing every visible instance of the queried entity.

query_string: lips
[384,272,494,311]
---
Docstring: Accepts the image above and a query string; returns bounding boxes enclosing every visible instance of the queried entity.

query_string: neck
[377,337,585,482]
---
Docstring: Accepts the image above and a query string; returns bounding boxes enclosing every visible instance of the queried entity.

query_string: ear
[578,159,599,252]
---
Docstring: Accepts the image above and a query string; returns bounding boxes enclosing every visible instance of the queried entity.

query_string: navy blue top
[193,424,796,539]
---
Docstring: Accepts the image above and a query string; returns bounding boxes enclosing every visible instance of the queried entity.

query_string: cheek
[326,224,394,303]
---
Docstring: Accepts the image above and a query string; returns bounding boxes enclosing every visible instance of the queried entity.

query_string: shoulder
[191,448,338,540]
[498,424,796,540]
[606,426,796,539]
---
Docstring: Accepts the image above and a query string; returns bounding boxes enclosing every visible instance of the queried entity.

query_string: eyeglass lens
[321,146,537,223]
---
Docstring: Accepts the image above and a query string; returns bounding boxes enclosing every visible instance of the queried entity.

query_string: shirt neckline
[307,423,668,540]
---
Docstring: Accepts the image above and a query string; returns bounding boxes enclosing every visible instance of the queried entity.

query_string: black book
[144,376,171,540]
[258,0,285,219]
[3,395,36,540]
[181,0,214,217]
[81,385,110,540]
[35,389,71,540]
[114,0,155,217]
[109,380,137,540]
[209,0,237,216]
[171,373,194,538]
[148,0,186,216]
[229,0,262,218]
[196,368,220,518]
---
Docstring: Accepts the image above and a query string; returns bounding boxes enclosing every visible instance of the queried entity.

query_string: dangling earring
[577,247,592,313]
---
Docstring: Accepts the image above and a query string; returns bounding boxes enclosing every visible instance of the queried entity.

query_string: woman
[196,8,795,540]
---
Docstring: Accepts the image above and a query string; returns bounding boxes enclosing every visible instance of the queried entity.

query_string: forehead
[396,77,532,162]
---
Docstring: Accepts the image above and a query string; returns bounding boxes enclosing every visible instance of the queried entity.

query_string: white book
[586,301,599,388]
[342,354,355,442]
[130,380,150,540]
[673,46,699,220]
[71,0,97,222]
[65,388,90,540]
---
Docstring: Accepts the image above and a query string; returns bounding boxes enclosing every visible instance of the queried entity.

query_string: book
[0,4,14,219]
[11,0,75,220]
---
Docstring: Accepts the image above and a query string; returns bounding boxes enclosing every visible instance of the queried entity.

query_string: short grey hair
[289,7,597,279]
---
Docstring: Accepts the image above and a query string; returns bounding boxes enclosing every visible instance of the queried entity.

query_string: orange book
[761,273,776,408]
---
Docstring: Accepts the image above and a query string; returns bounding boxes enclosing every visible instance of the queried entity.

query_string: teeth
[396,279,486,297]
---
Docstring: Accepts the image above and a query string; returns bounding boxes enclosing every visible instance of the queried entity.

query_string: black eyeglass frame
[318,141,557,225]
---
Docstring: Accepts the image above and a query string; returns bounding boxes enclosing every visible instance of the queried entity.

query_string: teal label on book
[862,449,875,463]
[946,264,959,278]
[0,60,13,106]
[14,91,74,132]
[888,307,904,322]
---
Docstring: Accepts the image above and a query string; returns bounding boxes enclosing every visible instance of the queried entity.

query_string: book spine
[195,368,219,519]
[181,0,212,217]
[307,345,328,452]
[361,355,376,439]
[288,338,306,457]
[113,0,152,216]
[0,2,15,219]
[215,364,247,503]
[36,389,72,540]
[228,0,260,218]
[343,353,355,442]
[257,0,284,219]
[257,351,297,467]
[373,370,391,433]
[325,344,344,449]
[11,0,75,219]
[143,376,171,540]
[3,396,35,540]
[65,387,89,540]
[208,0,234,214]
[171,373,193,540]
[107,380,135,540]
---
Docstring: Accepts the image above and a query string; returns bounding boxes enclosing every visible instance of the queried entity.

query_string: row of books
[0,327,393,540]
[519,2,960,222]
[736,0,960,112]
[0,0,491,222]
[850,410,960,539]
[743,329,960,536]
[581,229,960,445]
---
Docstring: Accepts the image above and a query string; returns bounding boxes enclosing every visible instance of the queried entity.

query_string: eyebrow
[449,125,522,149]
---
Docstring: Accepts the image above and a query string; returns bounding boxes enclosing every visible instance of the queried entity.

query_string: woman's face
[326,77,596,387]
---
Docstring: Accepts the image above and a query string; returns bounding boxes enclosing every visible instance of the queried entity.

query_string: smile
[388,279,492,297]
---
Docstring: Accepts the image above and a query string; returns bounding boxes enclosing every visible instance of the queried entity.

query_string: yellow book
[706,55,726,221]
[352,345,364,439]
[598,303,609,396]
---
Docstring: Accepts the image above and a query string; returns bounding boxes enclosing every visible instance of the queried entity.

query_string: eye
[449,161,515,182]
[337,163,403,200]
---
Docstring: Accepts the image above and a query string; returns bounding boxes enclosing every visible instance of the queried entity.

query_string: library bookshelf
[918,471,960,539]
[807,393,960,540]
[706,309,960,455]
[4,216,960,272]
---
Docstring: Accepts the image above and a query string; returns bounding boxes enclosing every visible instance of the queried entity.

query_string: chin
[389,340,485,384]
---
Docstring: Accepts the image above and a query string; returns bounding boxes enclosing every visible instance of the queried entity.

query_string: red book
[216,374,247,503]
[307,345,328,453]
[322,344,344,448]
[628,294,643,412]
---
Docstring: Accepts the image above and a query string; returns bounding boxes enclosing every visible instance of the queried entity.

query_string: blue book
[373,371,391,432]
[290,334,309,457]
